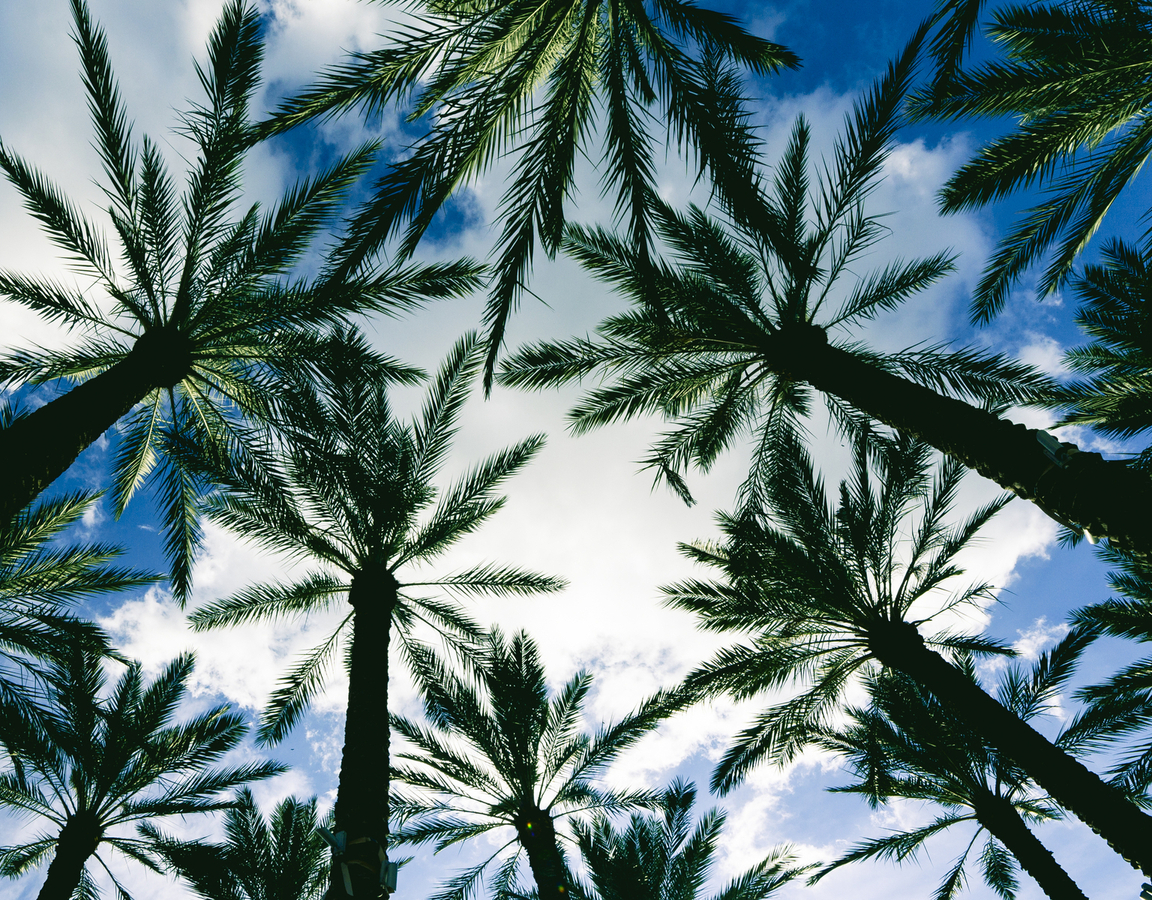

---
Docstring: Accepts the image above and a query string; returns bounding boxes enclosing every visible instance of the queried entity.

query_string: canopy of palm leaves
[1068,548,1152,799]
[188,329,562,897]
[667,432,1008,789]
[144,788,328,900]
[0,647,284,900]
[489,32,1152,558]
[1054,238,1152,465]
[912,0,1152,321]
[263,0,799,384]
[0,469,155,707]
[814,634,1099,900]
[390,629,677,900]
[666,430,1152,875]
[0,0,484,598]
[571,779,802,900]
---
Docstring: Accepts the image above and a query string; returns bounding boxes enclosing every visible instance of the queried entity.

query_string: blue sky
[0,1,1148,899]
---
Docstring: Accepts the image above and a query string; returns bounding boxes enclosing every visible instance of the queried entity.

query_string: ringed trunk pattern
[514,806,570,898]
[767,325,1152,558]
[869,618,1152,876]
[331,565,396,897]
[36,814,103,900]
[0,327,192,523]
[971,787,1088,900]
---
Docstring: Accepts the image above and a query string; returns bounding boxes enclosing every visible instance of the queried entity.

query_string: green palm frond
[261,0,798,385]
[913,0,1152,320]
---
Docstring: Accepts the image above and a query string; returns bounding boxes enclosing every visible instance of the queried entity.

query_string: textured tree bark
[331,565,395,898]
[514,806,570,898]
[869,618,1152,876]
[0,327,192,524]
[36,814,102,900]
[767,325,1152,558]
[971,788,1089,900]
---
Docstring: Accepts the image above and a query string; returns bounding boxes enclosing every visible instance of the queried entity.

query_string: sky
[0,1,1148,899]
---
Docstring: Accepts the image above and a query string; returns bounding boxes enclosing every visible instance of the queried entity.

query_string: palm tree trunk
[768,324,1152,558]
[971,788,1088,900]
[0,327,191,524]
[331,565,396,898]
[36,815,102,900]
[868,617,1152,876]
[514,806,570,898]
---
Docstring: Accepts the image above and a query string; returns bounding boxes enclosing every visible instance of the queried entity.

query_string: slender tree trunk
[971,788,1088,900]
[36,814,102,900]
[0,327,192,523]
[514,805,570,898]
[331,565,395,898]
[868,618,1152,876]
[767,324,1152,558]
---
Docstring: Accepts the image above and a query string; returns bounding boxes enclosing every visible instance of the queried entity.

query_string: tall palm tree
[813,636,1096,900]
[911,0,1152,321]
[0,0,484,597]
[494,32,1152,560]
[0,647,284,900]
[144,788,328,900]
[664,431,1152,876]
[262,0,799,384]
[571,779,802,900]
[189,331,563,898]
[390,629,677,900]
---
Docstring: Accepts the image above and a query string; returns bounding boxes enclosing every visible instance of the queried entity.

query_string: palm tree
[571,779,802,900]
[0,0,484,596]
[664,431,1152,876]
[144,788,328,900]
[262,0,799,384]
[812,635,1097,900]
[911,0,1152,321]
[390,629,677,900]
[494,32,1152,559]
[0,647,284,900]
[189,331,563,898]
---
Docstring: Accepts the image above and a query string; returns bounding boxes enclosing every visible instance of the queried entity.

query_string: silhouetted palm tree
[391,629,676,900]
[262,0,799,384]
[190,331,563,897]
[666,432,1152,875]
[145,788,328,900]
[0,0,483,597]
[571,779,802,900]
[913,0,1152,320]
[0,648,283,900]
[813,635,1096,900]
[495,33,1152,558]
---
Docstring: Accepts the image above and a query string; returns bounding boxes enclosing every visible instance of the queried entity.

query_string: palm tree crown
[145,788,328,900]
[666,431,1152,876]
[189,330,562,897]
[263,0,799,384]
[572,779,802,900]
[0,0,483,597]
[391,629,676,900]
[814,636,1097,900]
[0,648,284,900]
